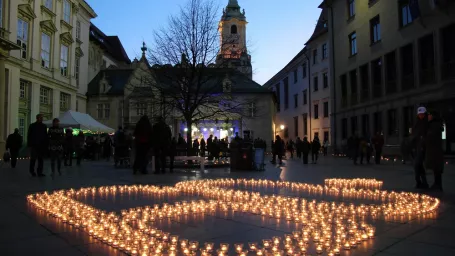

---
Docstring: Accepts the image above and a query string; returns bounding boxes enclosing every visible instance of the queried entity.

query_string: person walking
[359,137,371,164]
[133,116,153,174]
[311,136,321,164]
[27,114,48,177]
[372,132,384,164]
[193,139,200,156]
[64,128,74,166]
[5,128,23,168]
[271,135,284,164]
[152,116,172,174]
[295,137,302,159]
[200,138,206,157]
[301,136,310,164]
[411,107,430,189]
[75,132,85,166]
[207,135,213,160]
[287,139,295,159]
[425,111,444,191]
[103,135,112,161]
[48,118,64,177]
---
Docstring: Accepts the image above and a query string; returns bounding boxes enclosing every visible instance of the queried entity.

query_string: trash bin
[230,142,254,170]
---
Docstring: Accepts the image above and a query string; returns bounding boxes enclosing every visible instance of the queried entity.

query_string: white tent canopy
[43,111,115,134]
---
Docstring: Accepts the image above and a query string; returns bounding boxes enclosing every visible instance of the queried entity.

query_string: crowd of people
[346,132,384,165]
[271,135,328,165]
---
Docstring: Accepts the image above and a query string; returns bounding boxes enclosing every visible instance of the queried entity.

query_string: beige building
[323,0,455,154]
[0,0,96,155]
[264,10,332,144]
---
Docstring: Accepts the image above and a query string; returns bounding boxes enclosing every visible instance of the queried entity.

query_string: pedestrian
[114,127,127,167]
[133,116,152,174]
[311,136,321,164]
[103,135,112,161]
[169,137,177,173]
[287,139,295,159]
[75,131,85,166]
[425,111,444,191]
[64,128,74,166]
[411,106,430,189]
[178,133,185,145]
[152,116,172,174]
[372,132,384,164]
[359,137,371,164]
[200,138,206,157]
[301,136,310,164]
[27,114,48,177]
[323,138,329,156]
[193,139,200,156]
[296,137,302,159]
[351,134,360,165]
[207,135,213,159]
[48,118,64,177]
[5,128,23,168]
[271,135,284,164]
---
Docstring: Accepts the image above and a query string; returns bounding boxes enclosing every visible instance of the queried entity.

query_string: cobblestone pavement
[0,155,454,255]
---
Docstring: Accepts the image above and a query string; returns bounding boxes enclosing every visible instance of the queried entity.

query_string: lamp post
[275,124,285,136]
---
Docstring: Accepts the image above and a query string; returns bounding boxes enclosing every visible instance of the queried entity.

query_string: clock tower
[217,0,252,79]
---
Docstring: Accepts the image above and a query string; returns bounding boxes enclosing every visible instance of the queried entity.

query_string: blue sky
[86,0,321,85]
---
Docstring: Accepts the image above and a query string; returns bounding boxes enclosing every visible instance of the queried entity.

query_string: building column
[8,67,20,133]
[30,82,41,122]
[53,89,60,118]
[0,56,6,156]
[70,93,76,111]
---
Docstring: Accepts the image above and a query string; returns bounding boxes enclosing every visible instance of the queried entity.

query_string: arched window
[231,25,237,34]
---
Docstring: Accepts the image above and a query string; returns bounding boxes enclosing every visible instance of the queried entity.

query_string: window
[40,87,50,105]
[303,90,307,105]
[323,102,329,118]
[294,116,299,137]
[322,44,328,59]
[60,45,68,76]
[294,94,298,108]
[231,25,237,34]
[350,116,358,136]
[104,104,110,118]
[303,115,308,135]
[399,0,413,27]
[350,69,358,105]
[302,63,307,78]
[348,0,355,18]
[44,0,53,10]
[372,58,382,98]
[248,102,256,117]
[63,0,71,23]
[76,20,81,40]
[97,104,103,119]
[19,80,30,99]
[314,104,319,119]
[360,64,370,101]
[373,111,382,134]
[370,16,381,44]
[340,74,348,107]
[341,118,348,139]
[293,69,298,83]
[17,19,28,59]
[19,118,25,137]
[0,0,3,28]
[137,103,146,116]
[283,77,289,109]
[388,109,398,135]
[60,93,69,110]
[75,57,80,86]
[313,49,318,64]
[349,32,357,56]
[361,114,370,137]
[323,72,328,89]
[41,33,51,68]
[313,76,319,91]
[76,100,78,112]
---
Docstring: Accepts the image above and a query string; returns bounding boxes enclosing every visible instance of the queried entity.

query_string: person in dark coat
[64,128,74,166]
[287,139,295,159]
[169,137,177,172]
[425,111,444,191]
[152,116,172,174]
[295,137,302,159]
[359,137,371,164]
[48,118,65,176]
[271,135,284,164]
[74,132,85,166]
[372,132,384,164]
[311,136,321,164]
[134,116,153,174]
[207,135,213,159]
[411,106,430,189]
[27,114,48,177]
[178,133,185,145]
[103,135,112,161]
[200,138,206,157]
[301,137,311,164]
[6,128,23,168]
[193,139,200,156]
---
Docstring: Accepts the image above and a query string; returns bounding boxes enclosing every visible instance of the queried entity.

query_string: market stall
[43,111,114,134]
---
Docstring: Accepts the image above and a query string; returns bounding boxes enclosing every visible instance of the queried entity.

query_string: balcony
[442,61,455,80]
[401,73,415,91]
[350,93,358,106]
[386,80,397,95]
[420,68,436,86]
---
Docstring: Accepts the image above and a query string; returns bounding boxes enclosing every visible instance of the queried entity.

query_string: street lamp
[280,125,285,130]
[275,124,285,136]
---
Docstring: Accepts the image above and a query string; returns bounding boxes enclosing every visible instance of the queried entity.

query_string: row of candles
[27,178,439,255]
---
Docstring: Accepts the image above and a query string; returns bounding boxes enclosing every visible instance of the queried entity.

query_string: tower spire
[141,42,147,59]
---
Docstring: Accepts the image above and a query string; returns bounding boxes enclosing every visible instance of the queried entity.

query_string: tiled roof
[89,23,131,64]
[87,69,134,96]
[305,10,328,45]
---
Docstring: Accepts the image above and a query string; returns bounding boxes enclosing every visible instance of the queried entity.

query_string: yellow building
[0,0,96,155]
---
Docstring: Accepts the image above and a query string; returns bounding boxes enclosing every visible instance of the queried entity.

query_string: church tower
[217,0,252,79]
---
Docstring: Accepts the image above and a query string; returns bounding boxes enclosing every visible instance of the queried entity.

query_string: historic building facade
[0,0,96,155]
[264,9,331,144]
[324,0,455,154]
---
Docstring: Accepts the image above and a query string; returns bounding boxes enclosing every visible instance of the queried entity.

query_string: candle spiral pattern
[27,178,439,255]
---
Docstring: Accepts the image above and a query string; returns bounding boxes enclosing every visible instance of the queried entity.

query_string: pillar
[0,57,6,156]
[30,82,41,122]
[53,89,60,118]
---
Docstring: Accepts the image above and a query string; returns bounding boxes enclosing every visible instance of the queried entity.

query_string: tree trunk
[186,118,192,156]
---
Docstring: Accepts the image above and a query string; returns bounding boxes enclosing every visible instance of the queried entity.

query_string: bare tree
[136,0,261,151]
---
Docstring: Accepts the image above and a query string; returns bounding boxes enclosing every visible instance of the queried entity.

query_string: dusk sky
[86,0,321,85]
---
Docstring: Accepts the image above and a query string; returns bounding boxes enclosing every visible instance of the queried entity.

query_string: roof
[89,23,131,64]
[305,10,328,45]
[221,0,246,21]
[87,68,134,96]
